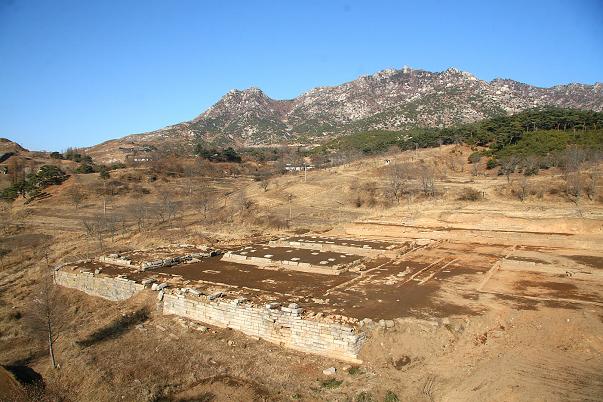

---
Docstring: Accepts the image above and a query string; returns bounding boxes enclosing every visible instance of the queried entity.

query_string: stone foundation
[55,270,365,362]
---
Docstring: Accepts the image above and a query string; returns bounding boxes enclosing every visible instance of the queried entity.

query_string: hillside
[86,66,603,162]
[0,138,27,155]
[1,142,602,401]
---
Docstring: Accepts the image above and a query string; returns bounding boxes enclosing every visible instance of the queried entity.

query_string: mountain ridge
[92,66,602,160]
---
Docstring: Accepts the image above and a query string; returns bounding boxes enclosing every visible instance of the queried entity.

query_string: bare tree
[193,191,214,220]
[471,161,480,177]
[81,214,109,251]
[500,156,519,183]
[517,177,530,201]
[24,266,67,369]
[81,217,95,238]
[445,154,464,173]
[586,165,600,201]
[103,213,118,243]
[94,215,107,251]
[129,200,148,231]
[386,164,408,204]
[561,146,587,202]
[562,145,587,173]
[183,164,198,197]
[419,165,437,197]
[157,191,180,227]
[235,189,255,216]
[67,184,86,210]
[522,155,540,176]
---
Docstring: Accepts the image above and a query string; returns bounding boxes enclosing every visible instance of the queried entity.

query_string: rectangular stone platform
[269,236,406,257]
[221,245,363,275]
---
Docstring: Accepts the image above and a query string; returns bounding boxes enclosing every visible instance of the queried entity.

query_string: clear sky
[1,0,602,151]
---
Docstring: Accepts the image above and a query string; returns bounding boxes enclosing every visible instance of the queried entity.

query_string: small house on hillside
[284,164,314,172]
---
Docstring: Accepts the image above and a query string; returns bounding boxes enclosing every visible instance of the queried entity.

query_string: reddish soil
[325,260,483,320]
[514,279,602,303]
[156,256,355,297]
[568,255,603,269]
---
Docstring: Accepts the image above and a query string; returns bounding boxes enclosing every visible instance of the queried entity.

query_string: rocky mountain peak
[105,66,603,149]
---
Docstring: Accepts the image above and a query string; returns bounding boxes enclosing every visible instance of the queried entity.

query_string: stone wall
[163,294,365,363]
[55,270,366,362]
[55,270,144,301]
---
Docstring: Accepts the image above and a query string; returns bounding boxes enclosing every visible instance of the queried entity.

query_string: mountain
[89,66,603,161]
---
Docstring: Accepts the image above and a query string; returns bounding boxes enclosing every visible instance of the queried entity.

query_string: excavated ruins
[54,229,603,363]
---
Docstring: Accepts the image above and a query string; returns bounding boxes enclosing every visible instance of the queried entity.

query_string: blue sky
[1,0,602,151]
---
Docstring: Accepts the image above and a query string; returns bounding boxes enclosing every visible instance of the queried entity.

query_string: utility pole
[103,179,107,218]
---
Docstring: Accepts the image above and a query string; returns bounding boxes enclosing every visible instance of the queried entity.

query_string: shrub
[99,166,110,180]
[384,391,400,402]
[457,187,482,201]
[320,378,342,389]
[468,152,481,164]
[75,164,95,174]
[486,159,497,169]
[347,366,362,375]
[110,162,127,170]
[0,186,19,201]
[355,391,375,402]
[523,165,539,176]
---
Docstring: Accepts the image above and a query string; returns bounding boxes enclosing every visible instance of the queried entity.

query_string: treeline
[50,148,93,164]
[194,144,242,162]
[312,107,603,160]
